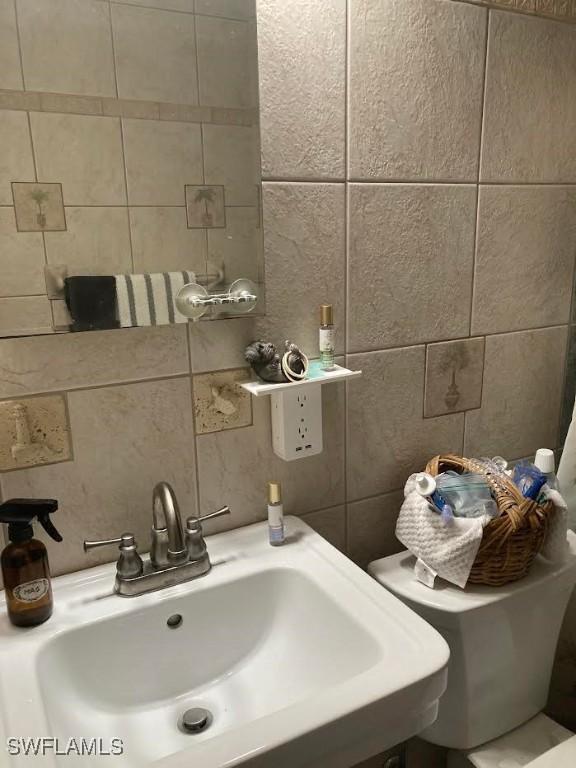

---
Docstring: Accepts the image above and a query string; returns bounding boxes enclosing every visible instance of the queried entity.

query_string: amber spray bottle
[0,499,62,627]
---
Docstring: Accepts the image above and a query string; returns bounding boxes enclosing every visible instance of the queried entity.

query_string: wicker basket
[425,454,556,587]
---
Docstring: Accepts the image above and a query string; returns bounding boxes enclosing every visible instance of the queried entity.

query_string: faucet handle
[185,506,230,560]
[84,533,133,551]
[83,532,143,579]
[197,505,231,524]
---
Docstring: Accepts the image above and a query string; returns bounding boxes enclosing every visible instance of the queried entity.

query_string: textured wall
[458,0,576,23]
[0,0,573,576]
[0,0,261,336]
[0,0,575,758]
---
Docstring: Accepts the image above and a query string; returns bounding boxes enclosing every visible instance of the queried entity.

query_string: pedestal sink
[0,517,449,768]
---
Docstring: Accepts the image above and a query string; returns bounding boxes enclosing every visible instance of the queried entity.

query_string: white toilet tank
[369,532,576,750]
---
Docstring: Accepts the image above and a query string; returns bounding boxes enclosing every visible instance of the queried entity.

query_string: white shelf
[241,362,362,397]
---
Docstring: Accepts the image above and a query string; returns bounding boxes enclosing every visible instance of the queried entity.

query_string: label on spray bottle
[319,328,335,352]
[319,328,335,368]
[13,578,49,603]
[268,504,285,545]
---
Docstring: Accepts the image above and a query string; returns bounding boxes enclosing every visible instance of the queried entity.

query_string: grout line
[0,371,191,403]
[0,293,49,300]
[452,0,576,25]
[0,91,255,127]
[462,7,491,456]
[186,327,203,518]
[262,177,347,185]
[346,487,405,509]
[345,323,569,358]
[193,13,203,145]
[110,0,254,24]
[263,177,576,187]
[300,501,347,519]
[557,332,573,448]
[24,112,38,182]
[343,0,350,555]
[12,0,26,91]
[118,119,135,271]
[476,8,491,190]
[107,0,120,100]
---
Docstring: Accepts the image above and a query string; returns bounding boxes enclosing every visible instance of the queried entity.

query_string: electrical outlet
[270,383,323,461]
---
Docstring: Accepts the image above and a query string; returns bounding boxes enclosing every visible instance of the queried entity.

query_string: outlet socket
[270,383,323,461]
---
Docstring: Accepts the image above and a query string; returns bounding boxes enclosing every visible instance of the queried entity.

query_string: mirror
[0,0,263,337]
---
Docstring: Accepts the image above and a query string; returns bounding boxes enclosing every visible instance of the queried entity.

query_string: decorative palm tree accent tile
[185,185,226,229]
[424,337,485,418]
[12,182,66,232]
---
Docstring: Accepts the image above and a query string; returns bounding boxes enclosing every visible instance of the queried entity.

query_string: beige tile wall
[0,0,261,336]
[0,0,571,580]
[455,0,576,23]
[0,2,573,763]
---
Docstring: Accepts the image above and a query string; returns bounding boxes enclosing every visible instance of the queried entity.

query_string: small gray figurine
[245,340,287,383]
[245,340,308,384]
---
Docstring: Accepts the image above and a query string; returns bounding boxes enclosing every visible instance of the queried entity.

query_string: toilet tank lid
[368,531,576,615]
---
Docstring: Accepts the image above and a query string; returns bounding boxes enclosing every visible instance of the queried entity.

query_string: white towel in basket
[395,474,492,588]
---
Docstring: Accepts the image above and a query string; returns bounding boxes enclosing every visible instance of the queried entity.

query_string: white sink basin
[0,517,449,768]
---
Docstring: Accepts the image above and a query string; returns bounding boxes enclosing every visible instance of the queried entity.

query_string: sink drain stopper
[181,707,212,734]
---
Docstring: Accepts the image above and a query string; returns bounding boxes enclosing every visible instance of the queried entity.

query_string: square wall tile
[255,183,345,358]
[257,0,346,180]
[0,296,53,337]
[0,111,35,205]
[111,0,194,10]
[188,317,256,373]
[12,183,66,232]
[123,119,202,206]
[186,185,226,228]
[130,207,207,274]
[196,16,258,108]
[203,125,260,206]
[482,12,576,182]
[472,186,576,335]
[464,327,567,459]
[0,0,23,90]
[193,368,252,434]
[30,113,126,205]
[195,382,345,534]
[425,338,485,418]
[348,0,486,181]
[17,0,116,97]
[347,491,405,569]
[348,184,476,352]
[1,378,198,575]
[346,347,464,501]
[207,206,261,282]
[196,0,255,18]
[112,4,198,105]
[45,207,132,276]
[0,394,71,471]
[0,208,45,297]
[301,505,346,553]
[0,325,188,398]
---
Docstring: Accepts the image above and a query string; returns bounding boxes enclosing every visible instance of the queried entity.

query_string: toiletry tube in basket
[414,473,453,520]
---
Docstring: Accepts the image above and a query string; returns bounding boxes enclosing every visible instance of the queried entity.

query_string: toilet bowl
[368,531,576,768]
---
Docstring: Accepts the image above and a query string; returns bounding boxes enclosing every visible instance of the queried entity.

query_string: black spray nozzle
[0,499,62,543]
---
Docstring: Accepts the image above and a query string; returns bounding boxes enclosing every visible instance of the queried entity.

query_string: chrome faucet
[151,482,187,567]
[84,483,230,597]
